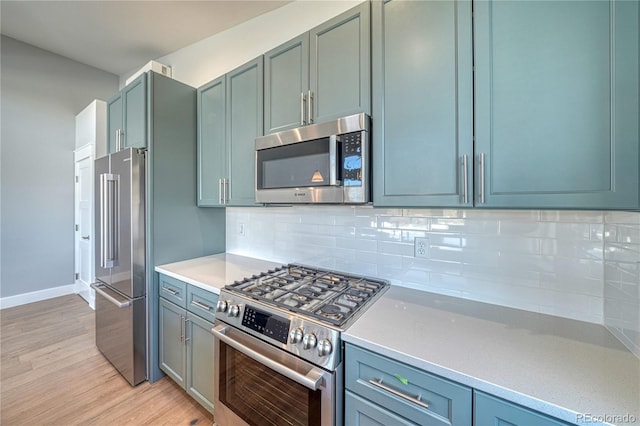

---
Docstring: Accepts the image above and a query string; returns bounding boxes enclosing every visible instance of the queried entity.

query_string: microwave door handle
[329,135,339,186]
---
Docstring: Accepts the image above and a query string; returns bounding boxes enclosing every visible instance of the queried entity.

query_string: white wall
[1,36,118,304]
[147,0,361,89]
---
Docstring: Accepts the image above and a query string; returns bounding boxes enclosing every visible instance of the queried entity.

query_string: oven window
[219,341,322,426]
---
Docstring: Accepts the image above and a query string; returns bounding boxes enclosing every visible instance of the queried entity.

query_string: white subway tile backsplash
[226,207,640,343]
[377,241,414,257]
[541,210,604,223]
[605,211,640,225]
[603,211,640,358]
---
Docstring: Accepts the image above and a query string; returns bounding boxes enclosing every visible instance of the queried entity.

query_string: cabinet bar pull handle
[116,129,124,152]
[184,318,191,343]
[462,154,469,204]
[301,92,307,126]
[180,315,185,343]
[369,378,429,410]
[191,300,212,311]
[224,178,229,204]
[307,90,313,124]
[479,152,486,204]
[162,286,178,296]
[218,179,223,205]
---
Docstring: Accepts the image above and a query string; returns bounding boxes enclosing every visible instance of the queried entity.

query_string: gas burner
[296,287,318,298]
[344,288,368,300]
[254,285,272,293]
[318,304,344,320]
[320,304,341,315]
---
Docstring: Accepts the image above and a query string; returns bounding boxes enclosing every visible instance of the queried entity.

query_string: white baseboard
[0,284,76,310]
[75,281,95,310]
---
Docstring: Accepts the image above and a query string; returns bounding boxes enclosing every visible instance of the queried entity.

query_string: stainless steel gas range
[212,264,389,426]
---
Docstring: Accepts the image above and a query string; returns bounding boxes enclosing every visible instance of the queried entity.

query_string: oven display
[242,306,290,344]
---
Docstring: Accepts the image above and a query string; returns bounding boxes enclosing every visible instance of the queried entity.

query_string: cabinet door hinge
[75,273,79,280]
[76,176,79,183]
[75,224,79,231]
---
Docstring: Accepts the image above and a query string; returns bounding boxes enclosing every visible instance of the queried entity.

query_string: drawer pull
[162,286,178,296]
[369,378,429,410]
[191,300,212,311]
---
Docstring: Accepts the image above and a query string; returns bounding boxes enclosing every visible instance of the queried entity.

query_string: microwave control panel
[342,131,363,187]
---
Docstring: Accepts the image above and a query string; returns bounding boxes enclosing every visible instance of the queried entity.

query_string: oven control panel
[242,305,290,344]
[217,291,343,370]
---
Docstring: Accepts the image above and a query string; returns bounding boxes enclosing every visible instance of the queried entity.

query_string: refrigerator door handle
[110,174,119,265]
[91,283,131,308]
[100,174,109,268]
[101,173,120,268]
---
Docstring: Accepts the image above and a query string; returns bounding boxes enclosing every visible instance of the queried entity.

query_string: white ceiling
[0,0,291,76]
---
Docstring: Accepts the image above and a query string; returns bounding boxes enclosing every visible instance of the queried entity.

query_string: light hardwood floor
[1,294,213,425]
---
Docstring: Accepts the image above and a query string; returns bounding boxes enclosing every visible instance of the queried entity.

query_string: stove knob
[229,304,241,317]
[289,328,304,344]
[216,300,228,313]
[302,333,317,350]
[317,339,333,357]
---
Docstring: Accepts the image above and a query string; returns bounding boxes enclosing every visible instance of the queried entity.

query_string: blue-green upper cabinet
[309,1,371,125]
[122,73,147,150]
[264,34,309,134]
[372,0,473,207]
[264,2,370,134]
[474,0,639,209]
[226,57,263,206]
[106,73,147,154]
[197,76,226,207]
[107,92,123,154]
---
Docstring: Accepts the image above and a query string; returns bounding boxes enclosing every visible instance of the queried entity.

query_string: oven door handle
[212,324,326,391]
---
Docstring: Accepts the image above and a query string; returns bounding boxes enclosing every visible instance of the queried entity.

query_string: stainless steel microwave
[255,113,370,204]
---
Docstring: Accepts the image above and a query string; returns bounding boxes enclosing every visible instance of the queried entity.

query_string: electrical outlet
[414,237,429,258]
[239,223,246,236]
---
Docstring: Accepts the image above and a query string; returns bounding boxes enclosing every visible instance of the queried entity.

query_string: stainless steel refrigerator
[91,148,146,386]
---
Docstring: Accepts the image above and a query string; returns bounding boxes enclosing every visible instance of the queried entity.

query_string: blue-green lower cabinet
[158,275,218,413]
[185,312,215,411]
[345,344,472,425]
[346,391,419,426]
[159,298,187,388]
[474,391,573,426]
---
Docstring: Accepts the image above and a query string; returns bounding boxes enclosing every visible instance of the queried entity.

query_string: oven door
[213,323,339,426]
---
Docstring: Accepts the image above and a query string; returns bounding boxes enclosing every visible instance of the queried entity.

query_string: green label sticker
[394,374,409,385]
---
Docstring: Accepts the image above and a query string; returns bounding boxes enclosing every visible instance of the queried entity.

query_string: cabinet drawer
[158,274,187,308]
[346,390,418,426]
[345,344,472,426]
[474,391,572,426]
[186,285,218,323]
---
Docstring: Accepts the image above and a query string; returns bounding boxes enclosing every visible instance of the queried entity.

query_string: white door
[75,150,94,308]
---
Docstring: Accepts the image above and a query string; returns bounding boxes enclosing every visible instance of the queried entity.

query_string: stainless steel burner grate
[226,264,388,327]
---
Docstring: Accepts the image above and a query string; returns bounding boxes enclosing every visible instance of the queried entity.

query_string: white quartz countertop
[155,253,282,294]
[344,286,640,426]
